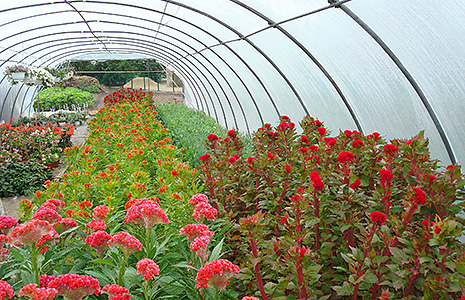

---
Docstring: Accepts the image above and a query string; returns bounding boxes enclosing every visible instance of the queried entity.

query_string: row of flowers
[198,116,465,299]
[0,89,256,299]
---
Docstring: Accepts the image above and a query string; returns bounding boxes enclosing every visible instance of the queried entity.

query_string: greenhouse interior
[0,1,465,299]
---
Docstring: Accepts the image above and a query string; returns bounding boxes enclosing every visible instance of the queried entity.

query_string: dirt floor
[1,88,183,219]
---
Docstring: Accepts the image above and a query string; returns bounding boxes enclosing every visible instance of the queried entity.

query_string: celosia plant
[48,274,100,300]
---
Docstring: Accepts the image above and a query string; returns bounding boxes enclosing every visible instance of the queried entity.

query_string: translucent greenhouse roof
[1,0,465,166]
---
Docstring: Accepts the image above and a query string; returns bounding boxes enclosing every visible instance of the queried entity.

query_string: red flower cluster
[85,231,111,256]
[310,171,324,192]
[195,259,240,290]
[179,224,212,240]
[379,169,394,185]
[413,187,427,205]
[48,274,100,300]
[383,144,398,154]
[0,280,13,300]
[32,207,62,225]
[370,211,387,225]
[242,297,260,300]
[337,151,354,163]
[136,258,160,280]
[301,135,309,144]
[0,215,17,235]
[39,275,56,288]
[350,178,361,189]
[18,283,58,300]
[317,127,326,136]
[9,219,54,245]
[0,235,8,248]
[324,137,337,147]
[123,198,169,229]
[92,205,110,221]
[36,231,59,253]
[228,155,240,164]
[86,220,107,232]
[199,154,211,162]
[193,201,218,223]
[101,284,130,300]
[108,232,142,256]
[54,218,78,233]
[188,194,209,206]
[352,139,364,148]
[42,199,65,211]
[207,134,219,141]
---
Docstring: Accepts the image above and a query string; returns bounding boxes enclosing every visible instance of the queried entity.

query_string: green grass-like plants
[33,87,94,112]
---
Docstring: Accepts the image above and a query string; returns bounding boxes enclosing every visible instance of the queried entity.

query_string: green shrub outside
[0,161,53,197]
[155,103,251,167]
[33,87,94,111]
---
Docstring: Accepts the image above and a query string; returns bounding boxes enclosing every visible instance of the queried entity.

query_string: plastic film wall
[1,0,464,166]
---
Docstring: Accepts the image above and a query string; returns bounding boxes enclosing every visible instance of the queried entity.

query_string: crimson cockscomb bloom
[180,224,212,240]
[32,207,62,225]
[19,283,58,300]
[317,127,326,136]
[383,144,398,154]
[0,280,13,300]
[85,231,111,256]
[108,232,142,257]
[48,274,100,300]
[86,220,107,232]
[324,137,337,147]
[350,178,361,189]
[92,205,110,221]
[101,284,130,298]
[242,297,260,300]
[36,230,59,253]
[39,275,56,288]
[379,169,394,185]
[195,259,240,290]
[310,171,324,192]
[136,258,160,280]
[370,211,387,225]
[352,139,364,148]
[413,187,427,205]
[9,219,53,245]
[188,194,209,206]
[0,216,17,235]
[123,200,169,229]
[337,151,354,163]
[190,234,212,262]
[301,135,309,144]
[42,199,65,211]
[193,201,218,222]
[199,154,211,162]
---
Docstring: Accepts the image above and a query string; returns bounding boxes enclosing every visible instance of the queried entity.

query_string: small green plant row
[155,103,252,168]
[33,87,94,112]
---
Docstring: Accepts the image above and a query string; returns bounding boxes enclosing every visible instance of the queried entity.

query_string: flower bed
[198,116,465,299]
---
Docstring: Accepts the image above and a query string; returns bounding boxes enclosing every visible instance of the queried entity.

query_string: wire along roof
[1,0,464,166]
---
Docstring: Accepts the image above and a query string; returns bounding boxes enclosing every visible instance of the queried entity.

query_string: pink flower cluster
[86,220,107,232]
[48,274,100,300]
[123,198,169,229]
[136,258,160,280]
[108,232,142,256]
[0,281,13,300]
[189,194,218,222]
[18,283,57,300]
[180,224,214,262]
[0,215,17,235]
[92,204,110,221]
[196,259,240,290]
[9,219,54,245]
[101,284,130,300]
[85,231,111,256]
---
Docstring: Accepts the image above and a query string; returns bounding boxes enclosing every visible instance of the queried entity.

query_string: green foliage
[33,87,94,112]
[0,161,52,197]
[70,59,164,86]
[155,103,251,168]
[78,82,101,94]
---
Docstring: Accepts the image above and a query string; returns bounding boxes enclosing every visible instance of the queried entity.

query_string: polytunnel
[1,0,465,167]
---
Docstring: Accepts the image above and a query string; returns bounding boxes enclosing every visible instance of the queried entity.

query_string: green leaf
[208,238,224,262]
[332,281,354,296]
[89,258,117,267]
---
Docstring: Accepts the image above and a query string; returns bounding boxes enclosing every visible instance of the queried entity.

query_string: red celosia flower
[413,187,427,205]
[379,169,394,184]
[0,235,8,248]
[78,211,90,218]
[125,198,152,210]
[0,215,18,235]
[196,259,240,290]
[228,155,239,164]
[108,232,142,256]
[107,294,131,300]
[48,274,100,300]
[199,154,211,162]
[101,284,130,298]
[350,178,361,189]
[65,210,76,217]
[242,297,260,300]
[92,205,110,221]
[370,211,387,225]
[86,220,107,232]
[85,231,111,256]
[179,224,212,240]
[267,152,276,160]
[317,127,326,136]
[190,234,212,262]
[301,135,309,144]
[193,201,218,222]
[19,199,33,211]
[36,230,59,253]
[19,283,58,300]
[32,207,62,225]
[337,151,354,163]
[352,139,364,148]
[227,130,236,137]
[383,144,398,154]
[42,199,65,211]
[19,283,37,298]
[79,201,92,209]
[324,137,337,147]
[247,156,255,164]
[309,171,324,191]
[434,225,441,234]
[285,164,291,173]
[207,134,219,141]
[136,258,160,280]
[123,200,169,229]
[9,219,53,245]
[0,281,13,300]
[189,194,209,206]
[171,169,179,177]
[39,275,56,288]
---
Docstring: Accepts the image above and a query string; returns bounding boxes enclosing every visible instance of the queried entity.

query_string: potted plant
[3,64,29,84]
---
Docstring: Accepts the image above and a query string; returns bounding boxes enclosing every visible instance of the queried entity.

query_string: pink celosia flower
[379,169,394,185]
[32,207,62,225]
[188,194,209,206]
[9,219,53,245]
[125,198,153,210]
[101,284,130,298]
[309,171,324,191]
[36,230,59,253]
[0,235,8,248]
[92,205,110,221]
[48,274,100,300]
[39,275,56,288]
[0,215,18,235]
[85,220,107,232]
[196,259,240,290]
[0,280,14,300]
[337,151,354,163]
[54,218,78,234]
[108,232,142,257]
[242,297,260,300]
[19,283,58,300]
[42,199,65,211]
[123,200,169,229]
[108,294,131,300]
[179,224,212,240]
[190,235,212,262]
[193,201,218,222]
[370,211,387,225]
[85,231,111,256]
[136,258,160,280]
[413,187,427,205]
